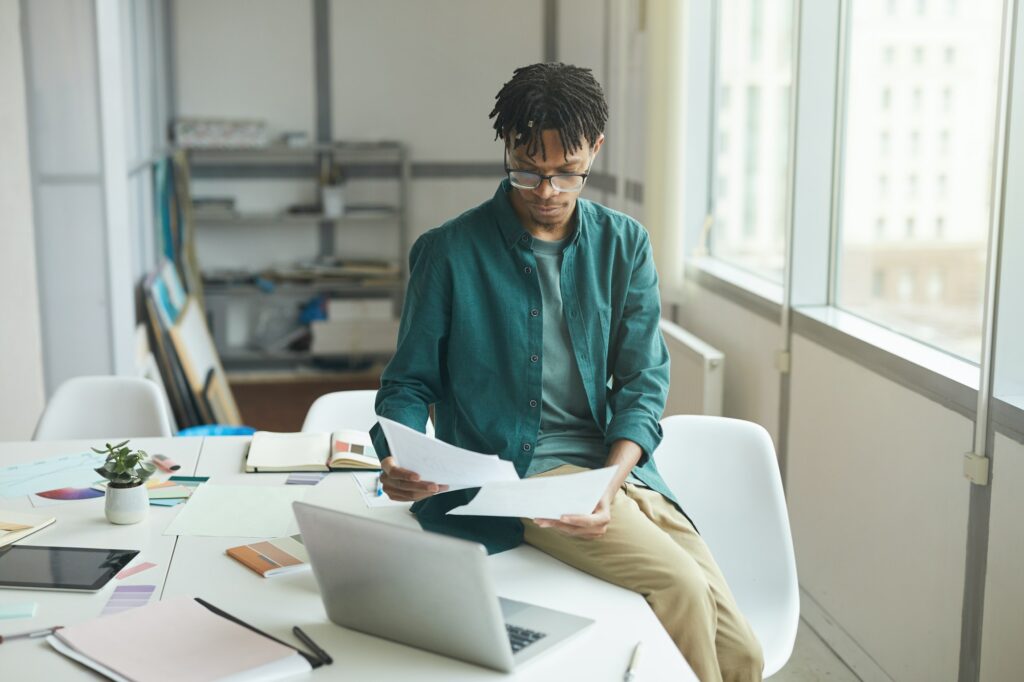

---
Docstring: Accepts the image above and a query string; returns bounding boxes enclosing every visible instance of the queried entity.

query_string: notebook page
[247,431,329,470]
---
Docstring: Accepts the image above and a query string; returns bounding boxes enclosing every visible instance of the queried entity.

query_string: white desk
[0,437,694,681]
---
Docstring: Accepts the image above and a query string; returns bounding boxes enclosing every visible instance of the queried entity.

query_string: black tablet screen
[0,546,139,591]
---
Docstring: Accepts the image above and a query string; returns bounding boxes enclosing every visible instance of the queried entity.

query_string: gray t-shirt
[525,235,609,477]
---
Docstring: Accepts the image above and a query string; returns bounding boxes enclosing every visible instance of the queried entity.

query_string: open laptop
[293,501,594,672]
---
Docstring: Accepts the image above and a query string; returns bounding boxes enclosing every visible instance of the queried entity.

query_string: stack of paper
[377,418,620,519]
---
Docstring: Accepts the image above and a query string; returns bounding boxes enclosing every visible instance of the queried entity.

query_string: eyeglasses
[504,150,593,193]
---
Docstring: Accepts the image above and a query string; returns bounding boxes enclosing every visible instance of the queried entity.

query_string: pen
[375,475,384,497]
[293,626,333,665]
[624,640,642,681]
[0,626,64,644]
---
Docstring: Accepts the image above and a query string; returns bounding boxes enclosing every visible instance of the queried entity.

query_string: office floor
[772,620,860,681]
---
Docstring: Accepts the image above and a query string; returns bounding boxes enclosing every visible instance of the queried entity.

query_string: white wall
[787,334,972,680]
[981,433,1024,681]
[676,283,782,445]
[174,0,646,269]
[0,0,46,439]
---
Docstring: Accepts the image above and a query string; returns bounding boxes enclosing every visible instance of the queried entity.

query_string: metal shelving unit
[184,141,410,372]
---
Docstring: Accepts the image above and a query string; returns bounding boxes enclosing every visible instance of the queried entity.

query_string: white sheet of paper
[448,466,619,519]
[351,472,410,509]
[162,484,307,537]
[378,417,519,491]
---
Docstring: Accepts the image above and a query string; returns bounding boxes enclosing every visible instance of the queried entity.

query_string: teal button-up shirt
[370,179,676,554]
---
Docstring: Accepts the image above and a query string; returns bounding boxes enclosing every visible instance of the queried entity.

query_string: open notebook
[0,509,55,549]
[245,429,380,473]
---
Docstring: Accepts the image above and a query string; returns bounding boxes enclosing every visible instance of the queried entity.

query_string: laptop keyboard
[506,624,547,654]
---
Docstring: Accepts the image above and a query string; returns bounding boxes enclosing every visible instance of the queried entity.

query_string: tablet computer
[0,546,139,592]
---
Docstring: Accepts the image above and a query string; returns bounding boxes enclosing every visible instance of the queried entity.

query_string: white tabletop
[0,437,693,681]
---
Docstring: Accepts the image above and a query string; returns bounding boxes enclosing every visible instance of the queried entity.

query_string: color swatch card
[286,472,326,486]
[101,585,155,616]
[115,562,157,580]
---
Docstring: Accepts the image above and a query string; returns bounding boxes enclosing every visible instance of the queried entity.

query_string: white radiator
[659,318,724,417]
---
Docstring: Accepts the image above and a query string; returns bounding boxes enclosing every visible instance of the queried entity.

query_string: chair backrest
[33,376,175,440]
[301,390,435,437]
[653,415,799,676]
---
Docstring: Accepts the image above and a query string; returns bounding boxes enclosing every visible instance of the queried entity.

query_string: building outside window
[709,0,795,281]
[836,0,1003,361]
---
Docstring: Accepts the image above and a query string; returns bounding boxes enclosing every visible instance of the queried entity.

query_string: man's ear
[591,134,606,157]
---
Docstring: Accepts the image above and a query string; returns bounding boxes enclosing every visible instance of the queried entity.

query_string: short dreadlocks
[489,62,608,160]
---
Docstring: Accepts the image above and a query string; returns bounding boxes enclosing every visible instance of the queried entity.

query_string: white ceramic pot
[104,483,149,525]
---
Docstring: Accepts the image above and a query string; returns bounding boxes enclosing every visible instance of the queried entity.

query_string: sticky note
[0,602,38,620]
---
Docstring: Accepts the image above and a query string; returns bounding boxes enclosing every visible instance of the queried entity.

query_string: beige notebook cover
[0,509,55,548]
[246,430,379,472]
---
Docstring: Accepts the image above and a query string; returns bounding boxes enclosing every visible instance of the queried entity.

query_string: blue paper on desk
[0,452,105,498]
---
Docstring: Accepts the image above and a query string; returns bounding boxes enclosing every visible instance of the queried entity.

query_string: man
[368,62,762,681]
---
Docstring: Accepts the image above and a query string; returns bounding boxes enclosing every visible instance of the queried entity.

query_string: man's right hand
[379,457,449,501]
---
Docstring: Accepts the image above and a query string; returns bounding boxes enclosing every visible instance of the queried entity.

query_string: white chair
[33,376,175,440]
[301,389,435,436]
[653,415,799,678]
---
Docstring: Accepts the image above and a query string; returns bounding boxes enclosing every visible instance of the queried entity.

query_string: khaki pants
[523,465,763,682]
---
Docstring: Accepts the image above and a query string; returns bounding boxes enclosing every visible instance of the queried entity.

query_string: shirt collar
[492,178,585,250]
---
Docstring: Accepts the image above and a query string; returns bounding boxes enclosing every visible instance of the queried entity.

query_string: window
[836,0,1004,362]
[709,0,796,281]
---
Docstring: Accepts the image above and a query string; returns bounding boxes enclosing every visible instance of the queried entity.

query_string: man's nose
[532,178,558,200]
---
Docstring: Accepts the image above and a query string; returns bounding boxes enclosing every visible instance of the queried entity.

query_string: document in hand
[377,417,519,491]
[47,596,311,681]
[447,466,619,519]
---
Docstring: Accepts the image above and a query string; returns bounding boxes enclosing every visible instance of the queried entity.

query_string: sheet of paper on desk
[163,484,308,537]
[351,472,410,508]
[378,417,519,491]
[0,452,105,498]
[448,466,619,519]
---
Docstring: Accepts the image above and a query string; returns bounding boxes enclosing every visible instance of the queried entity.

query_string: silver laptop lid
[293,501,516,672]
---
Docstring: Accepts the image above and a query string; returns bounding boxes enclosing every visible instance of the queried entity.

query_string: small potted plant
[92,440,157,525]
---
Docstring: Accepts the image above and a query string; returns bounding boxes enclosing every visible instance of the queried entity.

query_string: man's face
[506,128,604,235]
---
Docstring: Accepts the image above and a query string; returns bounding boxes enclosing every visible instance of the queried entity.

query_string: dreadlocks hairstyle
[489,62,609,160]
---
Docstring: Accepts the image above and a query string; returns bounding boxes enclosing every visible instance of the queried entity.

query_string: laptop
[293,501,594,672]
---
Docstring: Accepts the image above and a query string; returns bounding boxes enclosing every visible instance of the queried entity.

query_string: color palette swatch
[101,585,155,616]
[115,562,157,580]
[30,486,105,507]
[286,472,326,486]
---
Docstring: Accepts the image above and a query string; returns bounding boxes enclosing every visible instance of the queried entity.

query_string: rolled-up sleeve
[604,230,670,463]
[370,230,450,460]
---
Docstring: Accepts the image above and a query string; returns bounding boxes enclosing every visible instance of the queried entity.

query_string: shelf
[193,209,400,228]
[204,280,402,298]
[183,142,404,166]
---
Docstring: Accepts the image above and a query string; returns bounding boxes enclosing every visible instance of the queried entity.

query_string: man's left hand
[533,494,613,540]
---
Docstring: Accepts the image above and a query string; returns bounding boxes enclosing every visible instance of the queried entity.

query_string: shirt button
[529,399,538,407]
[524,266,532,274]
[522,443,532,452]
[530,309,539,317]
[520,234,529,242]
[530,354,539,363]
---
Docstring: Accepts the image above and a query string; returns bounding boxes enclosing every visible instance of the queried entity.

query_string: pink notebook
[49,597,309,681]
